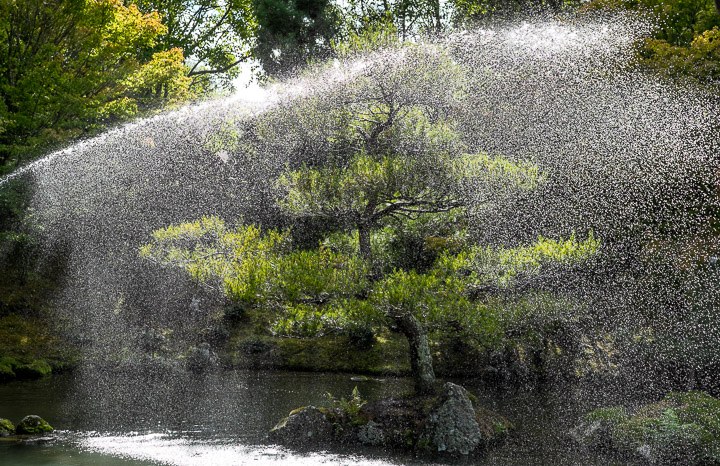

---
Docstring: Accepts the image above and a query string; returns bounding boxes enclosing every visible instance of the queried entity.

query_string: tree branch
[189,56,247,77]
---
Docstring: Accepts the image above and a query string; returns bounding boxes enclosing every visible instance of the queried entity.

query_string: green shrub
[0,356,17,381]
[327,386,367,420]
[274,248,369,302]
[582,392,720,463]
[14,359,51,379]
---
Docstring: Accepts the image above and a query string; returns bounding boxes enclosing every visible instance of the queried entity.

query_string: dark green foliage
[253,0,343,76]
[0,179,36,287]
[238,336,272,354]
[452,0,583,24]
[580,392,720,464]
[0,178,30,232]
[610,0,720,46]
[223,302,248,324]
[343,322,376,349]
[0,315,78,377]
[13,359,51,379]
[586,0,720,83]
[0,356,18,382]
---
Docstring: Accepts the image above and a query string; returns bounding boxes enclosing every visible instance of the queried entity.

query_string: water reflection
[0,371,624,465]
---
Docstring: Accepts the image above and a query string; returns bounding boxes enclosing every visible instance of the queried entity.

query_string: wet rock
[271,384,512,456]
[138,329,167,353]
[269,406,334,446]
[14,360,51,380]
[0,418,14,436]
[569,418,612,450]
[357,420,385,446]
[186,343,218,373]
[424,382,481,454]
[15,415,53,435]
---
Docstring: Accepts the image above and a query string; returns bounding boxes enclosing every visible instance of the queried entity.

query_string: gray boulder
[269,406,334,446]
[357,420,385,446]
[186,343,218,373]
[425,382,481,454]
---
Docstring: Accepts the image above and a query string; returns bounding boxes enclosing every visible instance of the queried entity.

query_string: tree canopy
[0,0,191,172]
[252,0,343,76]
[140,43,599,394]
[134,0,257,90]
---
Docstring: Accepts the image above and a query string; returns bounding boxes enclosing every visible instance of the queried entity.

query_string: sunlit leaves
[134,0,257,89]
[587,0,720,83]
[275,248,369,302]
[642,27,720,83]
[435,232,600,286]
[0,0,192,170]
[121,48,193,105]
[140,216,287,304]
[141,216,370,305]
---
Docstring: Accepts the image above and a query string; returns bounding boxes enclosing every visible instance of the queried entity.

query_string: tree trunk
[394,312,436,395]
[358,223,372,265]
[434,0,442,33]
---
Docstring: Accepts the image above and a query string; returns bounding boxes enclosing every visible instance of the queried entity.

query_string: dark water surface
[0,370,626,465]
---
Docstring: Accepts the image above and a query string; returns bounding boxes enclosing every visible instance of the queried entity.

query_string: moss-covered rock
[14,359,51,380]
[269,382,512,456]
[15,415,53,435]
[0,315,80,382]
[573,391,720,464]
[423,382,485,454]
[269,406,335,446]
[185,343,218,374]
[0,418,14,437]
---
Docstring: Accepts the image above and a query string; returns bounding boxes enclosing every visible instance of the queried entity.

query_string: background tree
[140,43,598,394]
[451,0,583,25]
[341,0,446,41]
[133,0,257,91]
[252,0,343,76]
[267,43,539,268]
[0,0,191,173]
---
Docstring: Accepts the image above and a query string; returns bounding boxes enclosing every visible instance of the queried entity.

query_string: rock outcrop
[269,406,334,446]
[269,382,512,456]
[424,382,482,454]
[572,391,720,465]
[15,415,53,435]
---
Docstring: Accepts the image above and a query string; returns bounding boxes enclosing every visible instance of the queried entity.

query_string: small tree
[271,43,539,269]
[0,0,192,170]
[141,43,599,395]
[141,217,598,394]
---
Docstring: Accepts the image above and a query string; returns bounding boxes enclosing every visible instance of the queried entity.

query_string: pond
[0,370,627,465]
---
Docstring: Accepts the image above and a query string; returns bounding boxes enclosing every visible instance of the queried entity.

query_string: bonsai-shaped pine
[140,217,598,394]
[140,42,599,395]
